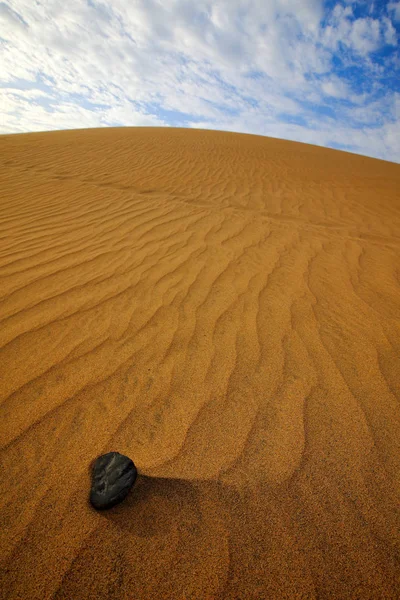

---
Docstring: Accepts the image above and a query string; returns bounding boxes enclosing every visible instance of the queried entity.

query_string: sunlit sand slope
[1,127,400,599]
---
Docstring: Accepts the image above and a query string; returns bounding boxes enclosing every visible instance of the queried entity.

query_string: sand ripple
[1,128,400,599]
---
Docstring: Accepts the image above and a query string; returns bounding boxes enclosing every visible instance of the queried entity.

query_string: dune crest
[1,127,400,599]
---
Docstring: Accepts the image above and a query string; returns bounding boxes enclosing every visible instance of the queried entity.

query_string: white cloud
[349,17,381,54]
[0,2,28,32]
[323,7,397,55]
[388,2,400,22]
[321,77,350,99]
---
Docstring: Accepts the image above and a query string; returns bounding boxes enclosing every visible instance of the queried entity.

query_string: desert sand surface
[1,127,400,599]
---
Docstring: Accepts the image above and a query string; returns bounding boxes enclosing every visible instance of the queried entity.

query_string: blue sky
[1,0,399,162]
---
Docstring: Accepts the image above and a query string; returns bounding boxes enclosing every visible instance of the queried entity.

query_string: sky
[1,0,399,162]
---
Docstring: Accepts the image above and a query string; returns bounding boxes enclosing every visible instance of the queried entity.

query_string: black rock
[90,452,137,510]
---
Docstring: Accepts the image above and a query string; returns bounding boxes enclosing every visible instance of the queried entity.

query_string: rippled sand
[1,127,400,599]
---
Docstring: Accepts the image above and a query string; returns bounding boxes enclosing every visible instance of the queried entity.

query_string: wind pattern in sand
[1,128,400,599]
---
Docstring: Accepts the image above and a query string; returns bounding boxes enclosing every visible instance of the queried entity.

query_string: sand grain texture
[1,127,400,599]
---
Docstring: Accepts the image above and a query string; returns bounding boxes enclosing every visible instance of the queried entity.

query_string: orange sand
[1,127,400,599]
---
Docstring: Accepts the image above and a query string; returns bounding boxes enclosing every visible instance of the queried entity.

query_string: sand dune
[1,127,400,599]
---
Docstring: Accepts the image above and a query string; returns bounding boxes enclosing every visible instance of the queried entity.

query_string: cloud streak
[0,0,399,162]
